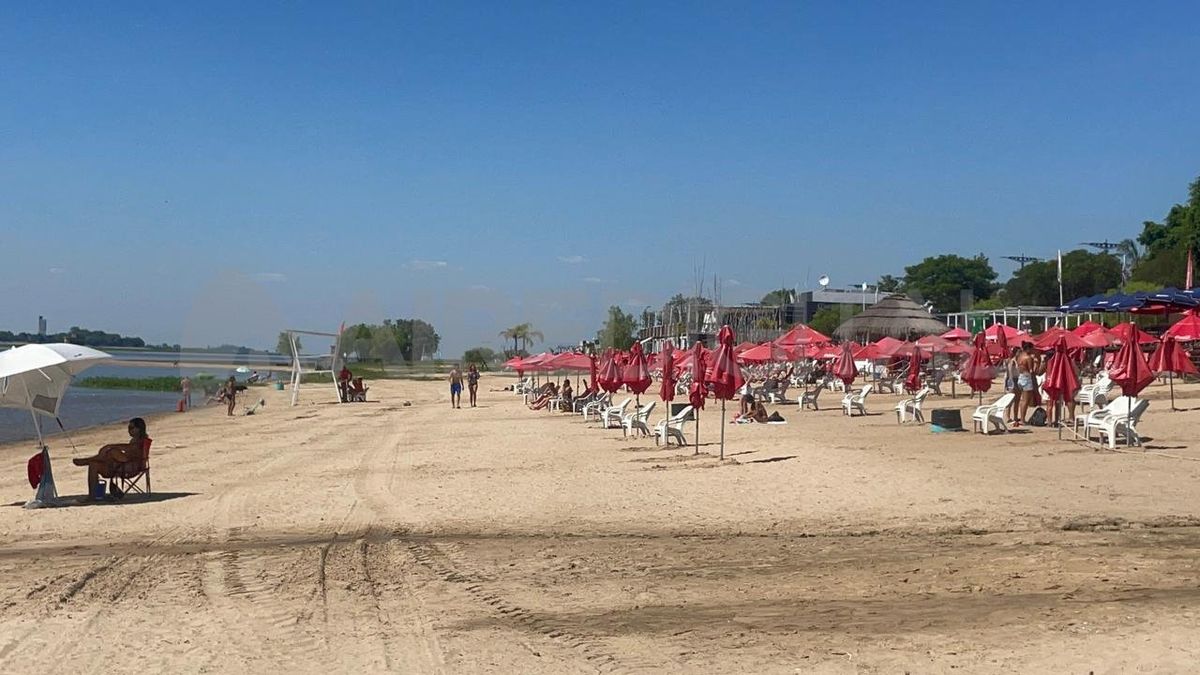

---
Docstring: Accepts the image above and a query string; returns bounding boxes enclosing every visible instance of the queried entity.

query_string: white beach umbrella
[0,343,112,507]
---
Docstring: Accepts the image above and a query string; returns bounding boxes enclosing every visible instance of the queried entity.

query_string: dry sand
[2,374,1200,673]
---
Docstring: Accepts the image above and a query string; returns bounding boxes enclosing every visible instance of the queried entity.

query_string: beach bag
[1028,407,1047,427]
[27,452,44,489]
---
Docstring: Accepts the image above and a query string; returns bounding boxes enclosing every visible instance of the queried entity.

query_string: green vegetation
[277,332,301,357]
[498,323,543,357]
[462,346,499,368]
[597,305,638,350]
[75,375,221,393]
[901,254,999,313]
[809,304,862,337]
[345,319,441,363]
[1004,249,1122,306]
[0,326,149,348]
[1132,176,1200,287]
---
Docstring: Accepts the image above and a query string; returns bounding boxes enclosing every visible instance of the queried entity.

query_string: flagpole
[1057,250,1064,308]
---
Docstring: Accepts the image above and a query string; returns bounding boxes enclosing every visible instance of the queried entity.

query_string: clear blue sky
[2,2,1198,355]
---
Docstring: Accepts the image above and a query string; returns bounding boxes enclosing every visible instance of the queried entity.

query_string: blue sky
[2,2,1198,355]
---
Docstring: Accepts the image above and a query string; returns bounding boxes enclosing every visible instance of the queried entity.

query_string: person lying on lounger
[73,417,149,499]
[527,383,559,410]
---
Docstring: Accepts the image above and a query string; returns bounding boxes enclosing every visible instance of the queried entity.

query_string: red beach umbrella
[904,347,922,394]
[737,341,794,364]
[1108,326,1155,446]
[940,327,972,341]
[1033,327,1087,352]
[1043,337,1081,435]
[1149,336,1198,411]
[1110,322,1158,345]
[1071,321,1104,336]
[687,341,708,455]
[589,353,599,394]
[961,333,995,402]
[833,342,857,389]
[622,342,652,399]
[706,325,745,460]
[775,323,830,347]
[659,342,677,403]
[1164,310,1200,342]
[1079,328,1117,349]
[598,349,622,394]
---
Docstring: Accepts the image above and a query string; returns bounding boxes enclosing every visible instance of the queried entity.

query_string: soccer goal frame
[285,327,344,406]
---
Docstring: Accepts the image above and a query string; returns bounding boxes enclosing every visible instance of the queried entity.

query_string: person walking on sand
[180,375,192,410]
[466,364,480,407]
[1013,342,1038,426]
[224,376,238,417]
[449,365,464,409]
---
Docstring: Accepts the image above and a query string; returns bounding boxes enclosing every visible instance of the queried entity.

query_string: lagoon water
[0,350,289,446]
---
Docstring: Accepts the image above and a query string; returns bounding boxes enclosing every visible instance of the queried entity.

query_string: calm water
[0,350,289,446]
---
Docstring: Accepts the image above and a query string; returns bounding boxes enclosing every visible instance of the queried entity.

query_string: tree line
[336,319,442,364]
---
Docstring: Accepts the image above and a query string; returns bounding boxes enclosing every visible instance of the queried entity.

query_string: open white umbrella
[0,343,112,507]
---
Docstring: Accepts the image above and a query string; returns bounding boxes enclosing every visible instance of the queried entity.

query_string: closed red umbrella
[1043,336,1081,432]
[622,342,652,402]
[659,342,677,403]
[833,342,857,389]
[687,341,707,455]
[1108,325,1155,446]
[706,325,744,460]
[904,347,922,394]
[961,333,994,402]
[993,324,1010,365]
[589,353,599,395]
[1149,336,1198,411]
[598,349,622,394]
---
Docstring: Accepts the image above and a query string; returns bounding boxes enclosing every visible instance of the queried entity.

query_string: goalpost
[285,326,345,406]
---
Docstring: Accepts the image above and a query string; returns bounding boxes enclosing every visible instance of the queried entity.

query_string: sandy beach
[2,375,1200,673]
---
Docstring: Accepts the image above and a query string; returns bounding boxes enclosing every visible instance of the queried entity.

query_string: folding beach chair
[111,438,153,498]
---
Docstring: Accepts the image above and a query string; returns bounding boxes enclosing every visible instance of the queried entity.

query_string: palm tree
[499,323,544,356]
[1115,239,1141,281]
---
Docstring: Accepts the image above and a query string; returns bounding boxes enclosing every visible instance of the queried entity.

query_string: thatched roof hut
[833,294,949,343]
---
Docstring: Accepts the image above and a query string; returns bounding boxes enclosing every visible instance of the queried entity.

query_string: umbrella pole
[1169,371,1176,411]
[719,399,726,460]
[1056,400,1062,441]
[694,413,700,455]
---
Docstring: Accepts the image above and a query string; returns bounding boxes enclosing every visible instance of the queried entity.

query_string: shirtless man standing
[1013,342,1038,426]
[449,365,464,409]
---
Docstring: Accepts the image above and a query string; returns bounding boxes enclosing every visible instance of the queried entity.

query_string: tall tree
[462,347,498,368]
[1132,176,1200,287]
[499,323,543,356]
[759,288,796,305]
[877,275,904,293]
[597,306,638,350]
[1005,249,1122,306]
[902,254,998,313]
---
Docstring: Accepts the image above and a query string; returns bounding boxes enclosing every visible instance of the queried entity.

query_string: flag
[1187,248,1194,291]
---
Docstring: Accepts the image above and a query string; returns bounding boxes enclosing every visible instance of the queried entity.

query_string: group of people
[1003,340,1080,427]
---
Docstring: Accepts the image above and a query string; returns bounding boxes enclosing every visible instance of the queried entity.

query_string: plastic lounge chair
[800,385,823,411]
[972,393,1015,434]
[1074,395,1134,439]
[601,398,632,428]
[582,393,612,421]
[926,370,946,396]
[111,437,153,498]
[1094,399,1150,449]
[895,387,932,424]
[622,401,656,437]
[841,386,871,416]
[655,405,694,446]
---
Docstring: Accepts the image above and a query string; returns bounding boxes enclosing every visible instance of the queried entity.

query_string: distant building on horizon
[37,316,46,336]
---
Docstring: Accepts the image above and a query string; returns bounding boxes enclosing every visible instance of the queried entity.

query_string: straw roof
[833,294,950,343]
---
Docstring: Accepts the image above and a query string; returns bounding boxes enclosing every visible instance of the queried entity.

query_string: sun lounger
[895,387,932,424]
[655,405,693,446]
[972,393,1015,434]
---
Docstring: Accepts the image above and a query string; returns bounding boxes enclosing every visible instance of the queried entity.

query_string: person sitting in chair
[73,418,149,500]
[527,383,559,410]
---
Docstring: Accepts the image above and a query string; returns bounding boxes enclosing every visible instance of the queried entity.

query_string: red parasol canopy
[520,352,555,371]
[547,352,592,371]
[904,348,922,393]
[622,343,652,395]
[706,326,745,400]
[1042,337,1081,404]
[985,324,1026,343]
[737,341,795,364]
[597,349,622,393]
[875,337,916,358]
[833,342,857,388]
[1079,328,1117,349]
[1110,322,1158,345]
[1149,336,1199,376]
[1108,327,1155,397]
[1033,327,1088,351]
[960,333,994,395]
[1164,310,1200,342]
[1071,321,1105,336]
[734,341,758,355]
[687,341,707,410]
[658,342,677,402]
[854,343,883,360]
[589,353,599,393]
[940,327,972,340]
[775,323,831,347]
[503,355,525,369]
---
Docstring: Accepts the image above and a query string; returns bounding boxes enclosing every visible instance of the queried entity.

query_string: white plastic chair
[601,398,632,428]
[1095,399,1150,449]
[972,392,1015,434]
[841,386,871,416]
[1075,395,1135,439]
[895,387,932,424]
[655,405,694,446]
[1077,373,1112,409]
[622,401,656,437]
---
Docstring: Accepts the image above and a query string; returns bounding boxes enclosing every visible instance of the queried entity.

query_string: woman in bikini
[73,418,149,499]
